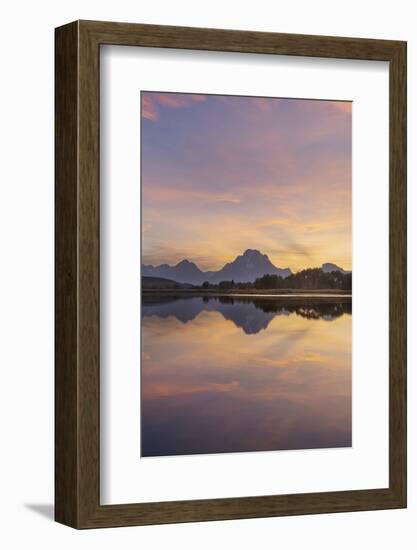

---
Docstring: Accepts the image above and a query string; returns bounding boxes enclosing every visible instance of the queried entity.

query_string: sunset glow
[141,92,352,272]
[141,299,352,456]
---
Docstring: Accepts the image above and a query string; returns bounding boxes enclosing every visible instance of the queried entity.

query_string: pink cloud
[251,97,274,111]
[141,92,206,120]
[215,95,281,113]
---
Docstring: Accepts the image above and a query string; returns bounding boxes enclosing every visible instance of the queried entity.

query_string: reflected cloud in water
[141,295,352,457]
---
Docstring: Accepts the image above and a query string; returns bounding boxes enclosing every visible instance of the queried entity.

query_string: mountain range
[321,262,349,275]
[142,249,349,286]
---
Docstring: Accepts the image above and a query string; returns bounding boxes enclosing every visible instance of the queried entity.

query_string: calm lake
[141,295,352,457]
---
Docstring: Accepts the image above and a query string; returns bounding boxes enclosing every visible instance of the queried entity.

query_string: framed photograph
[55,20,406,528]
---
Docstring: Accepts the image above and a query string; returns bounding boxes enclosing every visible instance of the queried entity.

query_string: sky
[141,91,352,272]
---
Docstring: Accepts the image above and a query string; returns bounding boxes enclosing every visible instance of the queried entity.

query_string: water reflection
[141,295,352,457]
[142,295,351,335]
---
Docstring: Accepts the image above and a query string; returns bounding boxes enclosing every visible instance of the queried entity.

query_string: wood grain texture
[55,20,407,529]
[55,21,79,527]
[388,41,407,504]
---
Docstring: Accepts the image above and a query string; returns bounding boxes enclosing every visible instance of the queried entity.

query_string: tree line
[200,268,352,291]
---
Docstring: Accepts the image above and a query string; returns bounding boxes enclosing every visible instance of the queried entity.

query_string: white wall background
[0,1,415,547]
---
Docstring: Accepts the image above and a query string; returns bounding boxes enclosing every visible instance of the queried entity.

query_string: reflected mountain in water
[142,295,351,335]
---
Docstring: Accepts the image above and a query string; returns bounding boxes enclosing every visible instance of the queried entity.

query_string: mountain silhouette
[212,249,291,283]
[321,262,350,274]
[142,249,291,285]
[142,259,205,285]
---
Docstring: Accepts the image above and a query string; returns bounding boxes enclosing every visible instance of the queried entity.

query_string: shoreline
[142,289,352,302]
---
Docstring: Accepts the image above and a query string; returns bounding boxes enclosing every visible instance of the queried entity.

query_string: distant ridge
[142,249,291,285]
[142,250,350,286]
[142,260,205,286]
[321,262,350,275]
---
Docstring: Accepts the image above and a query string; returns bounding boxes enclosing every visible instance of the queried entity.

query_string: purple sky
[141,92,351,272]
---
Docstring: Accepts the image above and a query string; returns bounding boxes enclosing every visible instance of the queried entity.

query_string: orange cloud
[141,95,158,120]
[143,181,241,205]
[143,380,240,398]
[332,101,352,113]
[141,94,352,272]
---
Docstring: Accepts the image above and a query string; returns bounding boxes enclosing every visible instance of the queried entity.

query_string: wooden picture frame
[55,20,407,529]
